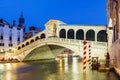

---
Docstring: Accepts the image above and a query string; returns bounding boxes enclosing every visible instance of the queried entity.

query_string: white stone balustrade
[11,37,108,61]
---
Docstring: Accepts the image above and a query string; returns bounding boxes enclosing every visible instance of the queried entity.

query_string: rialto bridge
[10,20,108,61]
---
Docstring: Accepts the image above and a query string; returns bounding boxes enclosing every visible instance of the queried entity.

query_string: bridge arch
[35,36,39,41]
[16,38,82,61]
[40,33,46,39]
[97,30,107,42]
[76,29,84,40]
[67,29,74,39]
[23,44,77,61]
[59,29,66,38]
[22,44,25,48]
[26,42,29,46]
[30,39,34,43]
[86,29,95,41]
[18,46,21,50]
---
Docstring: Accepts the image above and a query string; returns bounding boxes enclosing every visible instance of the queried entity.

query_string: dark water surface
[0,57,119,80]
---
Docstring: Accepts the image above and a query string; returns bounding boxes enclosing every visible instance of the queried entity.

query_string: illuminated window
[9,43,13,47]
[0,43,4,46]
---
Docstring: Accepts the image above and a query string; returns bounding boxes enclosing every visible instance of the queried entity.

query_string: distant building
[24,26,40,40]
[0,13,25,58]
[0,18,23,53]
[0,13,42,59]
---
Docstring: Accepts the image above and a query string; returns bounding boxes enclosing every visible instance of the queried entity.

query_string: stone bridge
[12,37,107,61]
[10,20,108,61]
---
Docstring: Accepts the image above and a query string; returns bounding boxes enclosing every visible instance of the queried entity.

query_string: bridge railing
[14,38,82,55]
[13,37,108,56]
[16,30,47,47]
[46,37,82,45]
[14,38,46,55]
[94,42,108,46]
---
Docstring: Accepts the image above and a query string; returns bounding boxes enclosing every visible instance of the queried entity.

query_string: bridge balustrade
[14,38,84,55]
[13,37,108,60]
[94,42,108,46]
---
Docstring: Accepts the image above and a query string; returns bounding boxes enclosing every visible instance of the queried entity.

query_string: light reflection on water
[0,57,119,80]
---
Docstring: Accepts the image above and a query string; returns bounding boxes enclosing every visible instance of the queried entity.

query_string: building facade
[0,17,24,58]
[107,0,120,76]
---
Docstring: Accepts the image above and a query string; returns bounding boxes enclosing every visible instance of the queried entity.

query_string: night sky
[0,0,107,31]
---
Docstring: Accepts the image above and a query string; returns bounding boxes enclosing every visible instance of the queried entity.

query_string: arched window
[9,36,12,41]
[97,30,107,42]
[0,43,4,46]
[18,37,20,42]
[9,43,13,47]
[35,36,39,41]
[8,30,12,42]
[67,29,74,39]
[18,46,21,50]
[76,29,84,40]
[0,35,3,40]
[22,44,25,48]
[0,29,3,39]
[26,42,29,46]
[2,43,4,46]
[59,29,66,38]
[86,29,95,41]
[30,39,34,43]
[17,31,20,43]
[40,33,46,39]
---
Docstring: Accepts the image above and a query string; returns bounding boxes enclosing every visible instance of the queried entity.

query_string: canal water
[0,57,119,80]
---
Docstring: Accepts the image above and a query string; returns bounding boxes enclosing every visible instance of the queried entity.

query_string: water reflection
[57,59,64,80]
[64,57,68,73]
[72,57,79,80]
[0,57,119,80]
